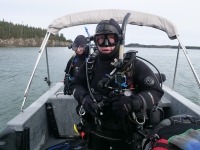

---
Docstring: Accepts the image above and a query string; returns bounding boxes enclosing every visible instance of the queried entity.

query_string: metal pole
[84,27,90,37]
[20,32,51,112]
[40,32,50,51]
[84,27,92,54]
[172,44,180,90]
[45,46,51,87]
[177,36,200,89]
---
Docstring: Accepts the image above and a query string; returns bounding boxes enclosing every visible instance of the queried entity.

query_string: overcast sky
[1,0,200,46]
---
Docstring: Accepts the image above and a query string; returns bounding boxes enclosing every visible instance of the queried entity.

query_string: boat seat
[46,95,79,138]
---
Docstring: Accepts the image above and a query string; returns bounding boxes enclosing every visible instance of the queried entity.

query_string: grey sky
[1,0,200,46]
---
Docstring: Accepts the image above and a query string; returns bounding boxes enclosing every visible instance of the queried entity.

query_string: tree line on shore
[1,19,199,49]
[126,43,200,49]
[0,20,72,47]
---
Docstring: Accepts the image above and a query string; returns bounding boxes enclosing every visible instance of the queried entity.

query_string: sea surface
[0,47,200,132]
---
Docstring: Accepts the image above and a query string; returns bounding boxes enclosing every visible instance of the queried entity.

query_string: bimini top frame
[47,9,178,39]
[21,9,200,111]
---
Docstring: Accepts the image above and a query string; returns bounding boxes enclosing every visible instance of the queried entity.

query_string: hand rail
[172,44,180,90]
[176,36,200,89]
[20,32,51,112]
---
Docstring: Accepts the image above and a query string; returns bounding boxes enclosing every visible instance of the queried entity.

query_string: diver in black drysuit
[70,18,164,150]
[64,35,89,95]
[64,48,88,79]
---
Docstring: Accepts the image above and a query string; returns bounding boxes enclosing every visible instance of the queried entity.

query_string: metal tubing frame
[176,36,200,89]
[172,44,180,90]
[45,46,51,87]
[84,27,92,54]
[20,32,51,112]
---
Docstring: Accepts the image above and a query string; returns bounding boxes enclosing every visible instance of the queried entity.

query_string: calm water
[0,47,200,131]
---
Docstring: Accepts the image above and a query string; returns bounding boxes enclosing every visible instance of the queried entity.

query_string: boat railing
[19,9,200,112]
[20,32,51,112]
[172,36,200,91]
[20,33,200,112]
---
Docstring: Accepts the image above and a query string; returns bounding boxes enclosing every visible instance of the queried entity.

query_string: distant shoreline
[126,43,200,49]
[0,39,200,49]
[0,38,70,47]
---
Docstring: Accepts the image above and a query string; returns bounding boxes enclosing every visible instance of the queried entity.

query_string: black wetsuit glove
[112,95,143,117]
[81,95,97,117]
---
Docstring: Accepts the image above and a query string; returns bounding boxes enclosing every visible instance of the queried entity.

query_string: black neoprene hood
[95,19,121,35]
[74,35,87,46]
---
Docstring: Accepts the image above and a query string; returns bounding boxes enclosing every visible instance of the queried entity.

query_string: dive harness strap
[85,50,147,124]
[82,50,149,143]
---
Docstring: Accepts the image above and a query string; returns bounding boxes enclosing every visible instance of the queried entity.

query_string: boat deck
[4,83,200,150]
[43,136,66,149]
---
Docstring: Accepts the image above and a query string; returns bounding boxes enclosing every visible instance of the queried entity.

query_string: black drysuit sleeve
[69,62,89,104]
[133,59,164,110]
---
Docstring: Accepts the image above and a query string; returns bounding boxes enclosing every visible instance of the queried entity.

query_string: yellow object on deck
[73,124,79,134]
